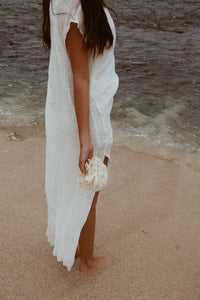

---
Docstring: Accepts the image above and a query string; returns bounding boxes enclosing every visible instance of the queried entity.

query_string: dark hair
[42,0,115,56]
[42,0,51,50]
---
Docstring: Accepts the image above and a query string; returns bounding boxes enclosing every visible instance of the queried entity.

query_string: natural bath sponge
[78,156,108,191]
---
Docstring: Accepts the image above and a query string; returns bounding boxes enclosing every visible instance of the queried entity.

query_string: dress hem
[45,188,96,272]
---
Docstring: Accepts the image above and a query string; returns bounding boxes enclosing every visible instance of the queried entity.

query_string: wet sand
[1,130,200,300]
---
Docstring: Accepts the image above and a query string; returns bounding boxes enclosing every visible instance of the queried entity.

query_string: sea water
[0,0,200,169]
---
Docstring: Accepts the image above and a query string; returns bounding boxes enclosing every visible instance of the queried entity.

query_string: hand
[79,141,93,176]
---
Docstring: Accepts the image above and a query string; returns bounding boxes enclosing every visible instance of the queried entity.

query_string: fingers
[79,144,93,176]
[79,151,88,176]
[79,159,86,176]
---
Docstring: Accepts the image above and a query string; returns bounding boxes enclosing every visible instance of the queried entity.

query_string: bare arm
[66,23,93,175]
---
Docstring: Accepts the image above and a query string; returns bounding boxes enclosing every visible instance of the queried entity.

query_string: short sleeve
[51,0,85,42]
[63,4,85,41]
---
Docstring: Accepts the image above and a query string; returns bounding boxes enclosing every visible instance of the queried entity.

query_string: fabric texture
[45,0,119,271]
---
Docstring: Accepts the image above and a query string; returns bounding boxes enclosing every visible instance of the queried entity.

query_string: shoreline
[1,123,200,174]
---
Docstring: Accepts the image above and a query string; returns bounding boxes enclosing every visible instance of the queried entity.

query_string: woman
[43,0,119,271]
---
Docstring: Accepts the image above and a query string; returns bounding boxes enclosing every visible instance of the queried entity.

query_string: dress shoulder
[51,0,84,38]
[52,0,79,16]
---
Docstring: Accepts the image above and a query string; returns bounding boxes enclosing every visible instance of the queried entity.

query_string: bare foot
[80,256,110,271]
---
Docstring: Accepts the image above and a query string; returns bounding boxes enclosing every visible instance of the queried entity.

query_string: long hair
[42,0,115,55]
[42,0,51,50]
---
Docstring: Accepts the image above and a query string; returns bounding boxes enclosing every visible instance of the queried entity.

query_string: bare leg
[79,155,110,271]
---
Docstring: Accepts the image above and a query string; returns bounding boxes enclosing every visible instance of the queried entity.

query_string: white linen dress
[45,0,119,271]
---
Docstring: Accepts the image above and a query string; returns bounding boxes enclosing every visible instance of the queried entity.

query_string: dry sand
[1,129,200,300]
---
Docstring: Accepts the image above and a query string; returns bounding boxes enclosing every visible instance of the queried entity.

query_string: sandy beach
[1,128,200,300]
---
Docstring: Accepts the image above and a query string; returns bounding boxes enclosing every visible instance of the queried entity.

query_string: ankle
[80,256,94,268]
